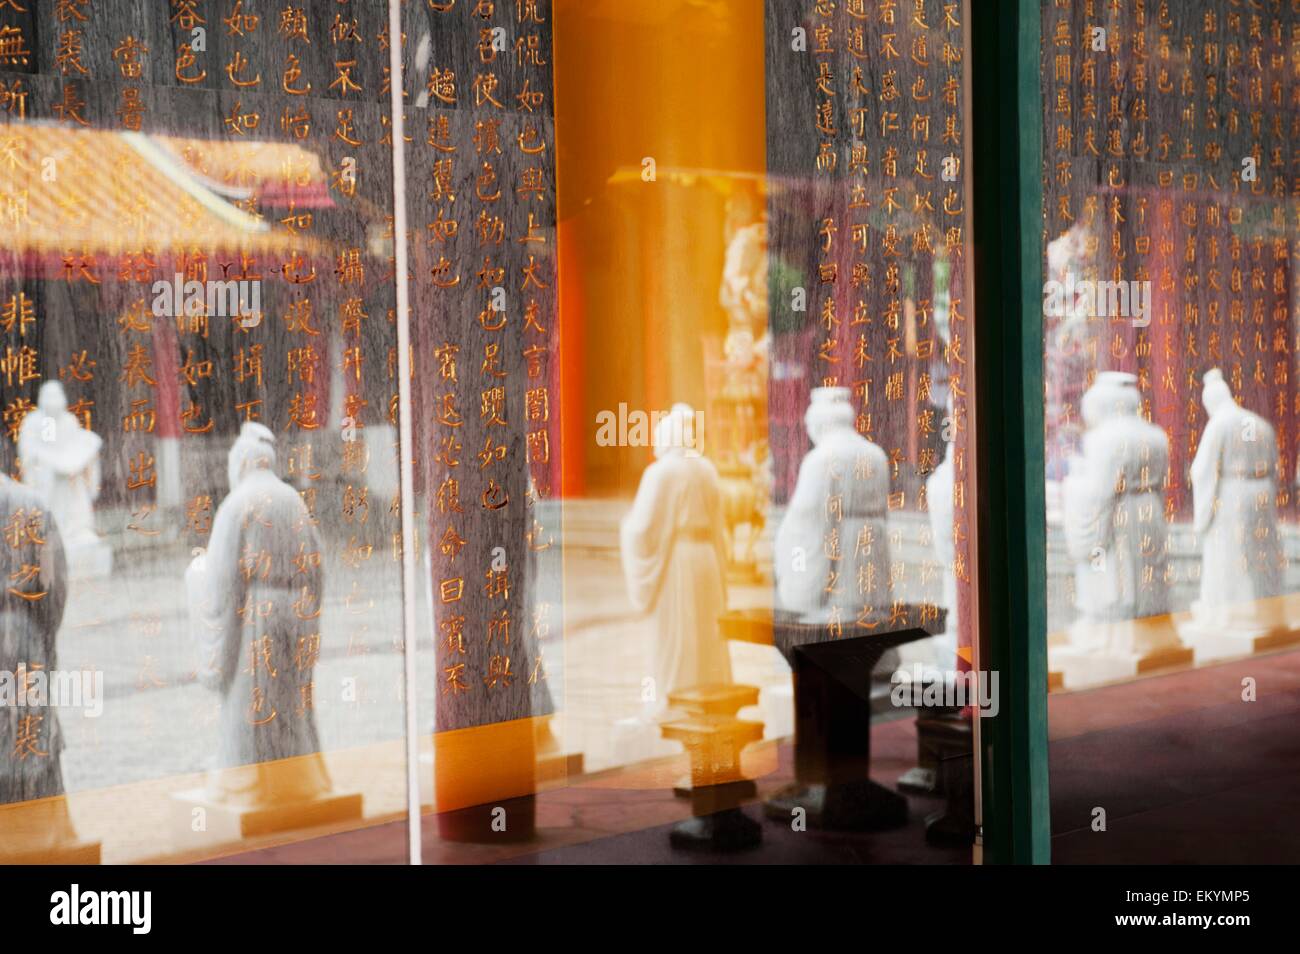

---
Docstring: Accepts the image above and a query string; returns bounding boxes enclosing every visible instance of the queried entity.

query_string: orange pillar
[554,0,766,495]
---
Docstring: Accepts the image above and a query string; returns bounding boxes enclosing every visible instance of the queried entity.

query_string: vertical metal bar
[387,0,423,867]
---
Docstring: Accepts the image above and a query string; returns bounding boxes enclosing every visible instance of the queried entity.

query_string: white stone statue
[1182,368,1289,657]
[916,433,959,669]
[17,381,111,579]
[774,387,891,629]
[719,221,770,375]
[1054,371,1188,685]
[184,423,331,805]
[620,404,733,708]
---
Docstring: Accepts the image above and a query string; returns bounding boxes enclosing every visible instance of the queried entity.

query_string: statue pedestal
[668,781,763,852]
[668,683,760,717]
[665,683,760,796]
[1176,596,1300,663]
[170,787,362,847]
[0,795,100,864]
[892,708,976,846]
[1048,617,1192,689]
[923,719,977,847]
[897,706,967,797]
[3,839,101,864]
[764,778,907,831]
[66,537,112,580]
[661,713,762,795]
[660,714,763,851]
[773,625,933,831]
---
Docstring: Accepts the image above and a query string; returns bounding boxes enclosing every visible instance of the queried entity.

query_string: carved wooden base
[2,839,101,865]
[0,795,100,864]
[666,685,761,796]
[897,708,968,798]
[669,806,762,852]
[170,787,362,846]
[919,717,976,848]
[660,713,763,789]
[667,683,760,717]
[661,713,764,852]
[763,779,908,831]
[673,776,756,799]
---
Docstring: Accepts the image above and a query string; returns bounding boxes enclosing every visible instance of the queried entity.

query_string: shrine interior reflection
[0,0,411,864]
[0,0,985,865]
[1041,0,1300,863]
[12,0,1297,869]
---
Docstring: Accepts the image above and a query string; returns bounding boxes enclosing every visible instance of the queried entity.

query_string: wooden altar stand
[719,606,945,831]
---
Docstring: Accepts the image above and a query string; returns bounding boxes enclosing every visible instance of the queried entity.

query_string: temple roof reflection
[0,124,330,268]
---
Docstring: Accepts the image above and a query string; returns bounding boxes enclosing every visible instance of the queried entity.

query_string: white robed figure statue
[185,422,332,805]
[1054,372,1189,685]
[1064,373,1171,632]
[0,473,99,861]
[774,387,891,628]
[620,404,733,707]
[1183,369,1289,655]
[17,381,111,579]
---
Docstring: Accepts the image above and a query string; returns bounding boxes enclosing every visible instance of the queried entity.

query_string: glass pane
[0,0,984,867]
[401,0,564,849]
[1040,0,1300,862]
[392,0,981,864]
[0,0,408,863]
